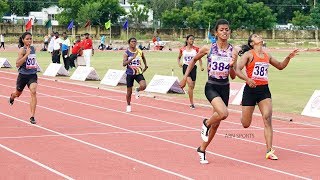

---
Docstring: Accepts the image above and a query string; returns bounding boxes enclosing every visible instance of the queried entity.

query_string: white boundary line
[0,129,198,139]
[0,143,73,179]
[0,112,193,180]
[0,100,312,180]
[1,127,317,140]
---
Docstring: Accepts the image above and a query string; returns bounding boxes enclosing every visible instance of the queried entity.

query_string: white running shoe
[126,105,131,112]
[135,87,140,99]
[201,119,210,142]
[197,147,209,164]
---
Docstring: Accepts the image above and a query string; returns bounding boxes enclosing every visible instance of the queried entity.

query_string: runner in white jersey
[177,35,204,109]
[180,19,238,164]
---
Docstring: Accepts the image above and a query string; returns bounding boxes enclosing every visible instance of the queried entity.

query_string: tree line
[0,0,319,30]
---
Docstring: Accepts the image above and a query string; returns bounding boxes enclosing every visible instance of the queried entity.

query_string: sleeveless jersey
[207,43,233,83]
[125,48,143,75]
[246,50,269,85]
[18,46,37,75]
[179,46,199,65]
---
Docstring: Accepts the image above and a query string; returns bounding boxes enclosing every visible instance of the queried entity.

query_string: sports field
[0,44,319,114]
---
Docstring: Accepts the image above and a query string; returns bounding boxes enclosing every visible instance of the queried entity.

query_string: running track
[0,71,319,179]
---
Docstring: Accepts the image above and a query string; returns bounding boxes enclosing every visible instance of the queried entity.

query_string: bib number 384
[26,54,37,69]
[209,56,231,79]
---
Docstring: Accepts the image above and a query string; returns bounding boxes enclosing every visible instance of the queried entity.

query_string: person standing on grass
[52,32,62,64]
[0,34,5,50]
[180,19,238,164]
[177,35,204,109]
[61,32,71,70]
[9,32,38,124]
[123,37,148,112]
[235,34,298,160]
[82,33,94,67]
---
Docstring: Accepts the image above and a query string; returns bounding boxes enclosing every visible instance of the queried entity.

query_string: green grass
[0,49,319,114]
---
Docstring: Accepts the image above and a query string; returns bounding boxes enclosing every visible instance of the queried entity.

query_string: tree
[151,0,176,22]
[57,0,126,26]
[0,0,10,18]
[161,8,186,28]
[310,4,320,28]
[247,0,309,24]
[201,0,248,30]
[76,2,103,25]
[291,11,312,29]
[243,2,277,30]
[127,3,149,28]
[7,0,58,16]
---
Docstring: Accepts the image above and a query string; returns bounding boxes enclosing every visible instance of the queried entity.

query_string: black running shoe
[190,104,195,109]
[9,95,14,106]
[30,117,36,124]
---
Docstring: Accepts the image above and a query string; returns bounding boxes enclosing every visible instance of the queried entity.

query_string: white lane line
[0,112,193,180]
[0,143,73,179]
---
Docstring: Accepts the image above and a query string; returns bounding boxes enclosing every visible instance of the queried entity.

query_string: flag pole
[207,22,210,43]
[72,26,75,38]
[126,26,128,40]
[109,25,112,44]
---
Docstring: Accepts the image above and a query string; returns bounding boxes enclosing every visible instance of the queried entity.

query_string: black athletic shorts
[182,64,197,81]
[126,74,145,88]
[16,73,38,92]
[242,84,271,106]
[205,82,230,106]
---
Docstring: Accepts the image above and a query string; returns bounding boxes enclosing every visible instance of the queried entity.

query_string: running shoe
[197,147,209,164]
[135,87,140,99]
[126,105,131,112]
[30,117,36,124]
[8,94,14,106]
[190,104,195,109]
[266,148,278,160]
[201,119,210,142]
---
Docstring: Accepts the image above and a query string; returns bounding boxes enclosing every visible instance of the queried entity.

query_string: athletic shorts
[126,74,145,88]
[204,82,230,106]
[16,73,38,92]
[182,64,197,81]
[242,84,271,106]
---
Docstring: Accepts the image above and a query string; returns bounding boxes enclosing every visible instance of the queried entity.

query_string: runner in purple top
[180,19,238,164]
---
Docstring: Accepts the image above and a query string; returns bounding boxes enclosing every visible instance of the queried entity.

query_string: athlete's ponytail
[185,35,194,46]
[238,34,254,56]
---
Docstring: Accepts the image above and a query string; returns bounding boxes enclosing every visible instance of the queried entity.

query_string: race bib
[252,62,269,81]
[129,57,141,67]
[26,54,38,69]
[183,55,193,65]
[209,55,231,79]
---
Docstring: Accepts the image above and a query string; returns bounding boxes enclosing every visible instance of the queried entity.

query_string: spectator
[82,33,94,67]
[61,32,71,70]
[0,34,5,50]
